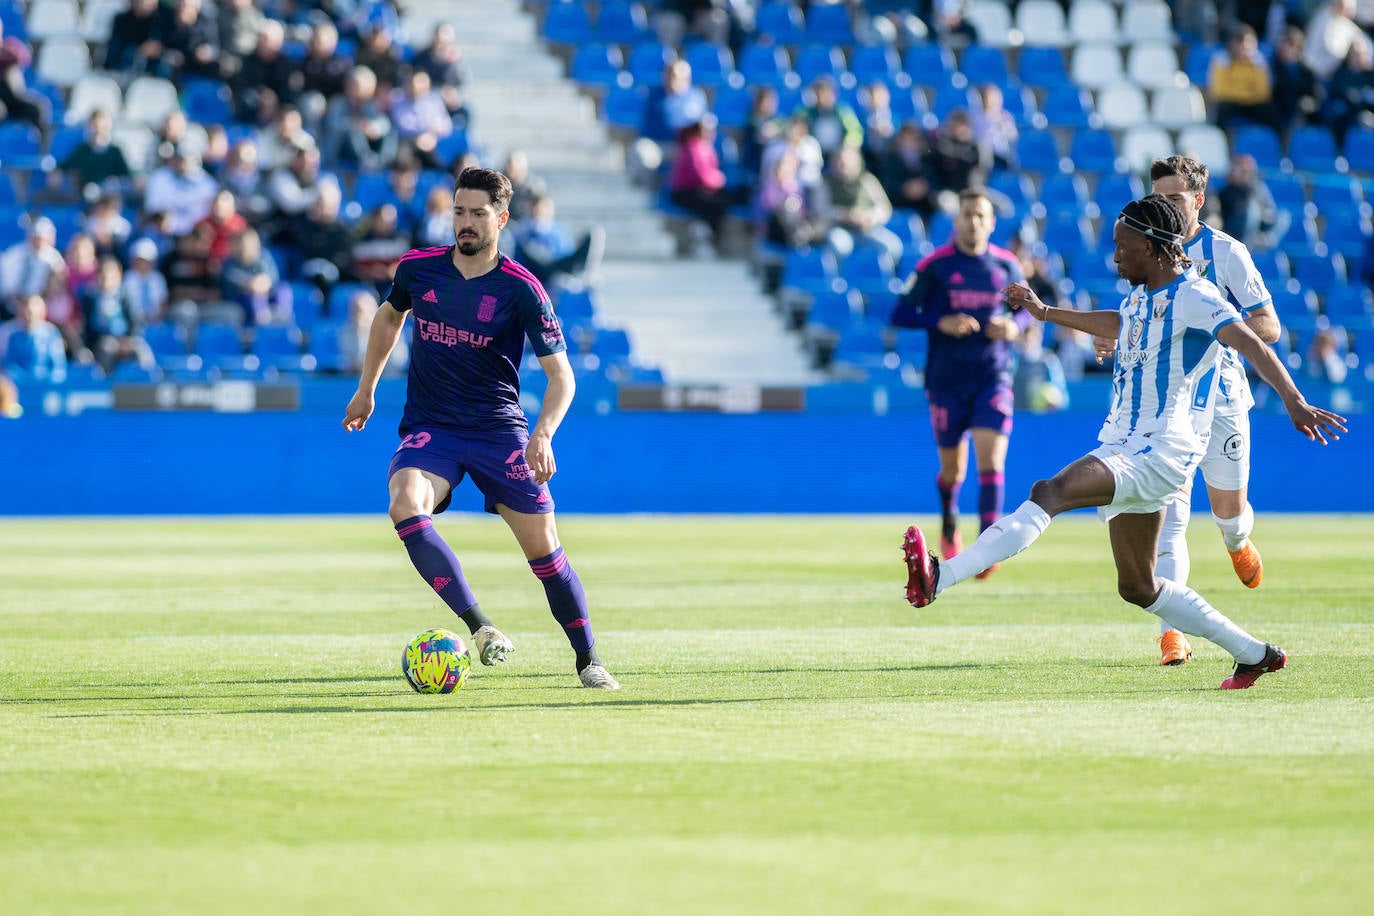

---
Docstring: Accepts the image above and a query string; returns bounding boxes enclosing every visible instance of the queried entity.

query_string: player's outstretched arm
[1217,321,1348,444]
[525,351,576,484]
[342,302,407,433]
[1002,282,1122,338]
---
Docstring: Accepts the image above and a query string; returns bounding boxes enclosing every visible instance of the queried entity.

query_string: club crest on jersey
[1193,259,1211,280]
[1153,296,1169,319]
[477,294,497,322]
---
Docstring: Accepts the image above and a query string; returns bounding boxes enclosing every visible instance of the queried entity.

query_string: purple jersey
[385,247,567,433]
[890,242,1028,389]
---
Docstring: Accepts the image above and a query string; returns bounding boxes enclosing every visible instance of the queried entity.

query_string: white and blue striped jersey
[1183,222,1272,416]
[1098,274,1243,451]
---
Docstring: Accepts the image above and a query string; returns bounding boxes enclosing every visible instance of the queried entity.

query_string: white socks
[1145,579,1266,664]
[936,500,1052,595]
[1156,495,1191,634]
[1213,503,1255,552]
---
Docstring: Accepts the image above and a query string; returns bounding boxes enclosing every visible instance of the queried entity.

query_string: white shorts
[1198,409,1250,492]
[1090,435,1204,522]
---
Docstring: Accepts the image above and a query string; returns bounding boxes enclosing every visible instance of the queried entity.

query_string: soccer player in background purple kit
[889,188,1029,577]
[342,167,620,690]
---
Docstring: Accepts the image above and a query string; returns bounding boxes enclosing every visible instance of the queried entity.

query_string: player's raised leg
[389,466,512,664]
[498,505,618,689]
[970,422,1011,579]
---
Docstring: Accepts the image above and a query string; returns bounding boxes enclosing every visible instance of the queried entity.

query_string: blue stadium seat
[1278,213,1319,256]
[1016,131,1061,174]
[143,322,189,360]
[903,43,956,89]
[1040,85,1094,129]
[544,1,594,45]
[285,282,323,325]
[433,130,469,168]
[194,322,245,360]
[684,41,734,88]
[591,327,633,363]
[849,45,899,84]
[841,246,899,301]
[1069,129,1118,174]
[0,3,24,40]
[885,76,928,122]
[328,282,372,318]
[755,1,805,46]
[182,78,233,126]
[0,173,15,206]
[350,172,399,213]
[47,124,86,165]
[109,361,162,383]
[1041,214,1094,261]
[626,40,672,88]
[927,211,954,246]
[1093,172,1144,218]
[1000,84,1039,129]
[780,246,841,300]
[805,1,856,46]
[570,42,624,88]
[1249,248,1291,282]
[1288,125,1338,174]
[737,41,791,88]
[885,210,927,252]
[46,205,83,248]
[1310,177,1361,213]
[604,80,648,131]
[804,287,862,332]
[707,79,750,129]
[987,170,1034,219]
[959,45,1009,88]
[1017,46,1068,91]
[1233,124,1283,170]
[1324,285,1374,325]
[596,0,650,44]
[0,205,23,249]
[930,84,975,120]
[1269,281,1317,319]
[1323,208,1371,262]
[1040,173,1089,212]
[0,123,43,170]
[1293,250,1346,295]
[1342,126,1374,174]
[1183,43,1221,87]
[1264,173,1307,214]
[793,44,843,84]
[252,325,312,371]
[307,321,344,372]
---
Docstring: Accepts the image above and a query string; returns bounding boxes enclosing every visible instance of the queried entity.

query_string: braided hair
[1117,194,1191,268]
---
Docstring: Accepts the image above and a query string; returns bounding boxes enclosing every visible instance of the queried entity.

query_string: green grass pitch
[2,514,1372,915]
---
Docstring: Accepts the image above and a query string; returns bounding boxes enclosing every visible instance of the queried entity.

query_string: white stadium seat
[966,1,1013,49]
[1070,42,1124,90]
[1176,124,1232,175]
[1126,42,1184,90]
[1121,1,1175,43]
[1095,82,1148,130]
[25,0,80,41]
[66,73,123,124]
[34,35,91,87]
[1151,85,1206,130]
[1015,0,1069,48]
[123,76,181,128]
[111,123,155,171]
[80,0,125,43]
[1121,125,1173,173]
[1068,0,1121,45]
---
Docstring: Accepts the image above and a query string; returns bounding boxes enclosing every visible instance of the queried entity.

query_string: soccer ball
[402,628,472,693]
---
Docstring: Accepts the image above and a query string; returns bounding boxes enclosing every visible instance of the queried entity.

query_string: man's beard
[455,232,483,255]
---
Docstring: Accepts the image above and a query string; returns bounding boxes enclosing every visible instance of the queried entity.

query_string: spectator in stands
[823,146,903,262]
[202,124,231,176]
[1012,321,1068,413]
[232,20,302,122]
[323,66,396,172]
[0,17,44,127]
[0,373,20,417]
[268,145,339,226]
[761,113,825,195]
[354,20,405,94]
[217,0,265,76]
[796,77,865,160]
[502,150,546,224]
[1208,24,1282,133]
[133,210,176,269]
[759,150,831,253]
[161,0,221,81]
[258,106,317,173]
[60,111,132,196]
[511,194,605,288]
[646,59,710,149]
[144,147,219,235]
[0,219,65,319]
[219,228,283,326]
[81,258,152,374]
[385,161,424,218]
[417,186,455,248]
[0,295,67,383]
[861,1,931,46]
[63,234,99,303]
[859,81,899,166]
[299,21,352,119]
[104,0,168,75]
[930,0,980,49]
[85,194,132,261]
[1321,41,1374,142]
[1271,25,1321,133]
[411,22,473,119]
[1306,324,1350,384]
[1305,0,1373,80]
[338,288,407,377]
[122,238,170,324]
[219,139,272,221]
[924,109,987,208]
[877,121,935,220]
[189,189,249,278]
[389,70,455,171]
[740,85,782,184]
[352,204,412,287]
[1217,153,1282,249]
[668,118,734,253]
[654,0,735,51]
[294,185,356,299]
[969,84,1018,171]
[151,109,195,171]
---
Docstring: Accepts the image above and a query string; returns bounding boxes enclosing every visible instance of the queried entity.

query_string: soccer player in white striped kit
[903,195,1346,689]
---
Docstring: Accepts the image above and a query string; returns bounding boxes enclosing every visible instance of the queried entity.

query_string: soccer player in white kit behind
[902,195,1347,690]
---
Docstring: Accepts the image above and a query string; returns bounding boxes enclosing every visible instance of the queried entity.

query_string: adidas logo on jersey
[422,289,439,303]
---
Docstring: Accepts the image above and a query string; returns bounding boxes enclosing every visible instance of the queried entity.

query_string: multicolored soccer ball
[402,628,472,693]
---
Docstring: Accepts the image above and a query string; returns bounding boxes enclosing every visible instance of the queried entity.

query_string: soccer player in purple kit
[342,167,620,690]
[889,188,1029,577]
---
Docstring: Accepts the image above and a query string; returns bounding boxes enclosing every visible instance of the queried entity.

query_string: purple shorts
[387,427,554,515]
[927,382,1014,449]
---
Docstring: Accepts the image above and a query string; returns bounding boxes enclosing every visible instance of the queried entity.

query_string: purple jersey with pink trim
[385,247,566,433]
[890,242,1027,389]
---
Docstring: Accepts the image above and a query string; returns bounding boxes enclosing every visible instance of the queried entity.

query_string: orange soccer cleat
[1228,540,1264,588]
[973,563,999,580]
[1158,630,1193,666]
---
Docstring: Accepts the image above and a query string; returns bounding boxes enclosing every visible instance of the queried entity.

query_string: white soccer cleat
[471,626,514,666]
[578,664,620,690]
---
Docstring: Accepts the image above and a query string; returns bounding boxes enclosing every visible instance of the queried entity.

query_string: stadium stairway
[404,0,818,386]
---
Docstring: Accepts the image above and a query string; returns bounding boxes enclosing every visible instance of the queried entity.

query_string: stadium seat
[1249,248,1291,283]
[1270,281,1318,319]
[0,174,15,206]
[1288,125,1340,174]
[840,246,899,302]
[182,79,235,126]
[543,0,594,45]
[109,361,162,383]
[1016,46,1068,92]
[780,247,841,304]
[1325,285,1374,326]
[251,325,310,372]
[960,45,1009,88]
[1126,41,1183,89]
[684,42,734,89]
[143,322,190,360]
[755,1,805,46]
[1016,131,1062,174]
[737,41,791,88]
[1234,125,1283,170]
[123,76,181,128]
[0,123,43,171]
[67,72,120,128]
[804,1,856,46]
[884,210,928,252]
[1183,42,1221,87]
[1176,124,1231,175]
[1323,208,1372,262]
[1121,1,1175,43]
[1342,126,1374,174]
[626,40,672,88]
[927,210,955,246]
[849,45,899,85]
[604,79,649,131]
[965,1,1014,49]
[885,76,928,123]
[1070,42,1124,90]
[1120,125,1172,173]
[34,35,91,87]
[1041,85,1095,129]
[286,283,325,326]
[194,322,246,360]
[1278,213,1320,256]
[596,0,650,44]
[930,85,976,120]
[903,43,957,89]
[793,44,844,84]
[803,287,862,333]
[591,327,633,363]
[79,0,124,41]
[1091,172,1141,219]
[570,42,624,88]
[1150,85,1206,130]
[1068,128,1119,174]
[1068,0,1121,45]
[1095,83,1148,130]
[1016,0,1069,47]
[0,3,25,40]
[25,0,79,41]
[1311,177,1362,214]
[1265,173,1307,215]
[986,171,1034,218]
